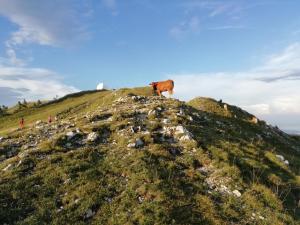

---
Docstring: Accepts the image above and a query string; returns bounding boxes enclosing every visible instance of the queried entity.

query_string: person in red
[19,117,24,129]
[48,115,52,123]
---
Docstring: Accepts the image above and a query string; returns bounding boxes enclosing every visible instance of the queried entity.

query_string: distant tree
[18,101,23,110]
[23,99,27,105]
[37,100,42,105]
[0,105,8,116]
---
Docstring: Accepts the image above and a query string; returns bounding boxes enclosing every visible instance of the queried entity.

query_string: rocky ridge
[0,91,300,225]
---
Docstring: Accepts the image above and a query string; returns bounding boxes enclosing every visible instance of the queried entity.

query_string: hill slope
[0,88,300,225]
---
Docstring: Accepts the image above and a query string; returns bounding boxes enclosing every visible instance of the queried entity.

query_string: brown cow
[150,79,174,96]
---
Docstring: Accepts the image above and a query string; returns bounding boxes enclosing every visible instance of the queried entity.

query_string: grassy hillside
[0,88,300,225]
[0,87,153,135]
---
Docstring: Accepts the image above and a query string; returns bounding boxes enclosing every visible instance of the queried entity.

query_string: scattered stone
[138,196,144,203]
[66,131,76,140]
[276,154,289,166]
[162,118,170,124]
[2,164,12,171]
[223,104,228,111]
[130,126,136,133]
[175,125,186,134]
[0,137,3,142]
[232,190,242,197]
[179,134,193,142]
[135,138,144,148]
[178,108,185,116]
[36,120,43,125]
[258,216,265,220]
[127,143,136,148]
[251,116,258,124]
[104,197,112,203]
[87,132,99,142]
[85,209,95,219]
[276,155,284,161]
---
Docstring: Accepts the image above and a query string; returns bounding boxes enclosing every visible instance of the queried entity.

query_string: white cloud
[0,65,79,106]
[208,25,245,30]
[168,43,300,132]
[0,0,89,47]
[0,0,85,104]
[0,0,91,66]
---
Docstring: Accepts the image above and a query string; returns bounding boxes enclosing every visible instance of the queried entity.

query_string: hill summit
[0,87,300,225]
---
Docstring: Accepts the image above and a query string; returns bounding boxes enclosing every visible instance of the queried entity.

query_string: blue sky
[0,0,300,133]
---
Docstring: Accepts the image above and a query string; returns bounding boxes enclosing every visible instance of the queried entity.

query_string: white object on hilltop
[96,82,107,90]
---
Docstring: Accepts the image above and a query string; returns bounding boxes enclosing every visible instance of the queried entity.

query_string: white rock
[188,116,193,121]
[0,137,3,142]
[104,197,112,203]
[138,196,144,203]
[224,104,228,111]
[148,109,156,116]
[179,134,193,141]
[284,160,289,165]
[275,154,285,161]
[87,132,99,142]
[127,143,136,148]
[66,131,76,140]
[135,138,144,148]
[178,108,185,115]
[175,125,186,134]
[258,216,265,220]
[2,164,12,171]
[162,118,170,124]
[36,120,42,125]
[232,190,242,197]
[85,209,95,219]
[16,160,23,167]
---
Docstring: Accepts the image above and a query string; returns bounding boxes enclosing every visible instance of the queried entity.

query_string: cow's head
[149,82,158,90]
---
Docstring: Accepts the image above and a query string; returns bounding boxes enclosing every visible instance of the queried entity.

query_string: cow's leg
[168,89,173,98]
[156,90,161,96]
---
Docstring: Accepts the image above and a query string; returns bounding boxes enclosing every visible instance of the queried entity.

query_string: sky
[0,0,300,133]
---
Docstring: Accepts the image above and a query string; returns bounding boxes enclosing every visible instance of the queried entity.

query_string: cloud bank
[0,0,84,105]
[170,43,300,132]
[0,65,79,106]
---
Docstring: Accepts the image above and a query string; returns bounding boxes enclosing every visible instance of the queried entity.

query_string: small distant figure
[149,79,174,97]
[48,115,52,123]
[19,117,25,129]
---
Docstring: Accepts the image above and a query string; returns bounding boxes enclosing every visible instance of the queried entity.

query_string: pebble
[66,131,76,140]
[85,209,95,219]
[87,132,99,142]
[232,190,242,197]
[2,164,12,171]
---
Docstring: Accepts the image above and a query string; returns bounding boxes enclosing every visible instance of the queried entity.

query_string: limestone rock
[232,190,242,197]
[87,132,99,142]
